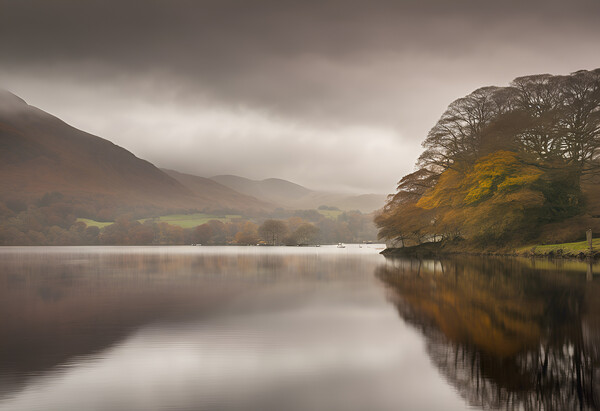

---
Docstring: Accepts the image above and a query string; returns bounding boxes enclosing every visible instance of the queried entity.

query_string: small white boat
[337,243,345,248]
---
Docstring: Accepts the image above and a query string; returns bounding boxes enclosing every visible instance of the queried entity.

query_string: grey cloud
[1,0,599,193]
[2,0,599,123]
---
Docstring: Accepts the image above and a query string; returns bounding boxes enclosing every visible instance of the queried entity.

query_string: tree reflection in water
[376,257,600,410]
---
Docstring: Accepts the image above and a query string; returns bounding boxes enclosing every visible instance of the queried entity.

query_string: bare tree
[258,219,288,245]
[418,86,508,172]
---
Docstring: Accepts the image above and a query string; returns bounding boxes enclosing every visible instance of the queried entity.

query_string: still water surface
[0,246,598,410]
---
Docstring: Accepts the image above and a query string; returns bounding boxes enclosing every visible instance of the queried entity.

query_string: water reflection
[6,247,598,410]
[0,247,379,393]
[377,257,600,410]
[3,246,473,411]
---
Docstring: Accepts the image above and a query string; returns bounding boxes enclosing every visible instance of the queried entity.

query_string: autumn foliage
[377,69,600,246]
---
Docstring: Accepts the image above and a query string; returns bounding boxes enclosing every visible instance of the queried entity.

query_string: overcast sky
[1,0,599,193]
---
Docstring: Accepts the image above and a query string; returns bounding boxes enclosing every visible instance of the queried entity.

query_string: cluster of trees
[189,218,319,246]
[0,193,377,245]
[377,69,600,246]
[188,210,375,246]
[0,192,90,245]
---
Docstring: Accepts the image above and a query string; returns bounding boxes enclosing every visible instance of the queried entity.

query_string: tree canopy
[377,69,600,246]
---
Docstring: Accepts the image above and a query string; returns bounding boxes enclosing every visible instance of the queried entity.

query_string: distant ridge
[211,175,385,213]
[211,175,311,205]
[162,169,273,210]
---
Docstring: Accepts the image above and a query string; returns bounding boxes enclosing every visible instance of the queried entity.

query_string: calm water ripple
[0,246,598,410]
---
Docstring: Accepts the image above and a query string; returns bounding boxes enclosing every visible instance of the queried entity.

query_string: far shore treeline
[0,195,376,246]
[377,69,600,248]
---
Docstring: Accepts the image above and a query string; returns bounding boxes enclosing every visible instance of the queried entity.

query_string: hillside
[162,169,273,210]
[211,174,385,213]
[0,90,269,213]
[210,175,311,204]
[294,192,386,213]
[0,90,190,207]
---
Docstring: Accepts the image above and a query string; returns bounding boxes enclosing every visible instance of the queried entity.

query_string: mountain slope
[0,90,269,212]
[211,174,385,212]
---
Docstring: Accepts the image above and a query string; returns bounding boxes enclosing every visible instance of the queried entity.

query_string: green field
[317,209,343,219]
[139,213,241,228]
[76,218,113,228]
[78,213,241,229]
[517,238,600,256]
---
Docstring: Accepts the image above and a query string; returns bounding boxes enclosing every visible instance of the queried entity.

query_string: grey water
[0,246,598,411]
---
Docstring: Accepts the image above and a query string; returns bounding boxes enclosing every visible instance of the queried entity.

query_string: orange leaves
[379,150,548,243]
[419,151,543,210]
[417,169,463,209]
[463,151,543,204]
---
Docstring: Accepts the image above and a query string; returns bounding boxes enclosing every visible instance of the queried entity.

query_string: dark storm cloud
[1,0,599,192]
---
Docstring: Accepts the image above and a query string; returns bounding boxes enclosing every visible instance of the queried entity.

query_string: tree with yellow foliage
[378,69,600,246]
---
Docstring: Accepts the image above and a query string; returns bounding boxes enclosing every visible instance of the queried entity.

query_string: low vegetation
[316,207,344,220]
[76,218,113,228]
[0,192,377,245]
[517,238,600,258]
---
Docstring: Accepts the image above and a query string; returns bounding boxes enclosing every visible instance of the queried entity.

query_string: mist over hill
[0,90,187,204]
[161,169,273,211]
[212,175,385,213]
[0,90,271,214]
[0,89,383,215]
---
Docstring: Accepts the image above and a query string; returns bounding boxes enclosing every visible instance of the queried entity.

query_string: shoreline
[381,241,600,260]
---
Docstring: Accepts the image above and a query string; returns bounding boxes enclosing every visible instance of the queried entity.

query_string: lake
[0,246,598,410]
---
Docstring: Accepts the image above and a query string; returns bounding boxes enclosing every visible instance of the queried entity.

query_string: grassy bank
[76,218,113,228]
[516,239,600,258]
[382,238,600,259]
[77,213,240,229]
[317,209,343,219]
[138,213,240,228]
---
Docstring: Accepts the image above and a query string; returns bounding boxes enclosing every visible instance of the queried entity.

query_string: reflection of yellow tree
[377,257,600,410]
[380,258,544,357]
